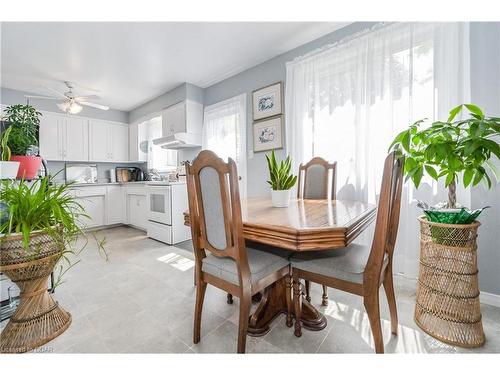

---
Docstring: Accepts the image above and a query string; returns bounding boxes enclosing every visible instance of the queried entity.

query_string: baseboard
[480,291,500,307]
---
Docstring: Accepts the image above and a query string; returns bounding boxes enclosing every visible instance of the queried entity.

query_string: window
[203,94,247,197]
[286,22,470,278]
[143,116,177,172]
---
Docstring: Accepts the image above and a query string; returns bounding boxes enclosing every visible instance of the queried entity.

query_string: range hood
[152,132,202,150]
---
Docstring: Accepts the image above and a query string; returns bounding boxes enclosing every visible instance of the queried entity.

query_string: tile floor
[2,226,499,354]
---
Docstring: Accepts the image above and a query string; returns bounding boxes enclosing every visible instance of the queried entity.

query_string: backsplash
[46,161,147,183]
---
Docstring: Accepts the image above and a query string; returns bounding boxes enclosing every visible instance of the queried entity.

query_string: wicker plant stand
[0,230,71,353]
[415,217,485,348]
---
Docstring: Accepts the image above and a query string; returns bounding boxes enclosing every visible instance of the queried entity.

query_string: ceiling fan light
[57,101,70,112]
[68,102,83,114]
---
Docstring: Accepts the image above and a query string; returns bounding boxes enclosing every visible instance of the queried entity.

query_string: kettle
[135,168,145,181]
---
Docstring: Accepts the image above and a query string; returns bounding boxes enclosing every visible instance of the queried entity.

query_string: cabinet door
[39,112,64,160]
[129,122,148,162]
[64,117,89,161]
[106,186,126,224]
[162,102,185,136]
[76,195,106,228]
[129,124,139,162]
[109,124,129,162]
[128,194,147,230]
[89,120,110,161]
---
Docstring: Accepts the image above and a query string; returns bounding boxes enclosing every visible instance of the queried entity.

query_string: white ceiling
[0,22,349,111]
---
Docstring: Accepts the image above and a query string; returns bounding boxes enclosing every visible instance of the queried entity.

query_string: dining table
[184,196,377,336]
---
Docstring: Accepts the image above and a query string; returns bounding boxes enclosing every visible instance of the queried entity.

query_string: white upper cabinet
[129,121,148,162]
[39,112,64,160]
[89,120,129,162]
[39,112,88,161]
[65,117,89,161]
[161,100,203,137]
[110,123,129,161]
[89,121,109,161]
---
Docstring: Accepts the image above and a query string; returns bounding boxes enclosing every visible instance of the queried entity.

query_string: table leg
[247,278,327,337]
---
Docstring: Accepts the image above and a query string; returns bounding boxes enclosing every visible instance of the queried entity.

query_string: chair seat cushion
[202,246,290,285]
[290,243,388,284]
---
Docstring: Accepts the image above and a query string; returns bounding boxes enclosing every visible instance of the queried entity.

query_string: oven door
[147,186,172,225]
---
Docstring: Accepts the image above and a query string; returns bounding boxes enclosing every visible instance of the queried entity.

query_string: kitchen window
[202,94,247,197]
[145,116,177,172]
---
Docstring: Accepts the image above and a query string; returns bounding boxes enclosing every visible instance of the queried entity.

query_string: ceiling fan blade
[79,101,109,110]
[74,95,100,101]
[24,95,59,100]
[43,85,68,99]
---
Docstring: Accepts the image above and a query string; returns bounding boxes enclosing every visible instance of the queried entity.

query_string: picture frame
[252,82,282,121]
[253,115,283,152]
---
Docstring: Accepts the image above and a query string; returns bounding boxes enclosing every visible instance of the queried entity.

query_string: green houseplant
[2,104,42,179]
[0,175,105,353]
[265,149,298,207]
[389,104,499,348]
[0,126,21,179]
[389,104,500,209]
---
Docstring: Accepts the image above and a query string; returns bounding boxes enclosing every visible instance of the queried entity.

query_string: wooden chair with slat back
[290,151,404,353]
[297,157,337,306]
[186,150,291,353]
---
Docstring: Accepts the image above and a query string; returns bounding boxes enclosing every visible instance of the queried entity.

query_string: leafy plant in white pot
[266,150,297,207]
[0,126,20,179]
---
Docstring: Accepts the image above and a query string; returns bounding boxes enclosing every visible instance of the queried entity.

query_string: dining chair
[290,151,404,353]
[186,150,291,353]
[297,157,337,306]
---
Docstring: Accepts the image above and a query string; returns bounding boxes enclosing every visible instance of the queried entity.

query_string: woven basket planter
[415,217,485,348]
[0,229,71,353]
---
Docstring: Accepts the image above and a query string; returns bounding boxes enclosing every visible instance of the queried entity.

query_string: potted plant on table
[0,175,106,353]
[0,126,21,179]
[389,103,500,348]
[2,104,42,179]
[266,149,298,207]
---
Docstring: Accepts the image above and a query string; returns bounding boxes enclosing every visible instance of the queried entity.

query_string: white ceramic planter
[0,161,20,180]
[271,189,291,208]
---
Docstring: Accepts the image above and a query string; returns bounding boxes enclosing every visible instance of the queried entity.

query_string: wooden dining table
[184,196,377,336]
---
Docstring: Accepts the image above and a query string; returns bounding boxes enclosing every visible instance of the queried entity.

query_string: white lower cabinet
[127,194,148,230]
[72,186,107,228]
[70,184,147,230]
[106,185,126,224]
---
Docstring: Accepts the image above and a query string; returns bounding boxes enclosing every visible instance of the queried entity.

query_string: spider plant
[0,174,106,287]
[1,126,12,161]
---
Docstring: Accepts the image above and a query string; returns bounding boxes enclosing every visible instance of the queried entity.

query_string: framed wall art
[253,115,283,152]
[252,82,282,121]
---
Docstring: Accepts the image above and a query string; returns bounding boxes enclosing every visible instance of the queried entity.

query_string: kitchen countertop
[62,181,186,187]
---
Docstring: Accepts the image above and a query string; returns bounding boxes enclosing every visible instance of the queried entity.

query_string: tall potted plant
[266,150,298,207]
[0,126,21,179]
[2,104,42,179]
[0,175,106,353]
[389,104,500,348]
[389,103,499,208]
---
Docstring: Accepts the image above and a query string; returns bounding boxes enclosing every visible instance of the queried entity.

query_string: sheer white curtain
[285,22,470,278]
[203,94,247,197]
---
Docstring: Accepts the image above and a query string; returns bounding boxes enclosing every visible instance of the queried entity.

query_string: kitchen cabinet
[129,122,148,162]
[106,185,126,224]
[127,194,148,230]
[39,112,89,161]
[89,120,129,162]
[161,100,203,137]
[125,185,148,230]
[71,186,107,228]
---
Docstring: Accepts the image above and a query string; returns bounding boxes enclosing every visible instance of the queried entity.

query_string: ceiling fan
[25,81,110,114]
